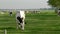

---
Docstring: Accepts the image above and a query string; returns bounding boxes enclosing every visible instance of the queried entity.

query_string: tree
[48,0,60,7]
[48,0,60,13]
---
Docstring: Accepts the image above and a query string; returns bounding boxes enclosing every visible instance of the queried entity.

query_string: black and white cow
[16,10,25,30]
[9,12,12,16]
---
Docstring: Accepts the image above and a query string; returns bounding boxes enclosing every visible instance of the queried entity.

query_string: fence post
[4,29,7,34]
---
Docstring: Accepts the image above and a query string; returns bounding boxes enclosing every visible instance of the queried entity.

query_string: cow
[9,12,12,16]
[58,8,60,16]
[16,10,25,30]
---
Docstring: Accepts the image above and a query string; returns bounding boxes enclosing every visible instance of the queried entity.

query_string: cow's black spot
[17,16,23,23]
[10,12,12,14]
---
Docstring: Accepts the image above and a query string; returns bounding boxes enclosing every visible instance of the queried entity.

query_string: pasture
[0,10,60,34]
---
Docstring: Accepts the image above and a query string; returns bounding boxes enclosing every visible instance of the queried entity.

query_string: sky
[0,0,51,9]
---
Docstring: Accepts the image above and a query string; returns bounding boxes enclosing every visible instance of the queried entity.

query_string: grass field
[0,10,60,34]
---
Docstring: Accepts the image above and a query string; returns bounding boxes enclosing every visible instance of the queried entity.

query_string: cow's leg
[20,22,24,30]
[16,19,20,29]
[16,20,19,29]
[10,14,12,16]
[20,18,25,30]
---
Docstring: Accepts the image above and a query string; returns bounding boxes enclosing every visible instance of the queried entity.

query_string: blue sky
[0,0,51,9]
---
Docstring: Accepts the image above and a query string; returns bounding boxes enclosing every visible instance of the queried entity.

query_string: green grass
[0,11,60,34]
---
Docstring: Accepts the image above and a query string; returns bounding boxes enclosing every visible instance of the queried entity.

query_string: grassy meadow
[0,10,60,34]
